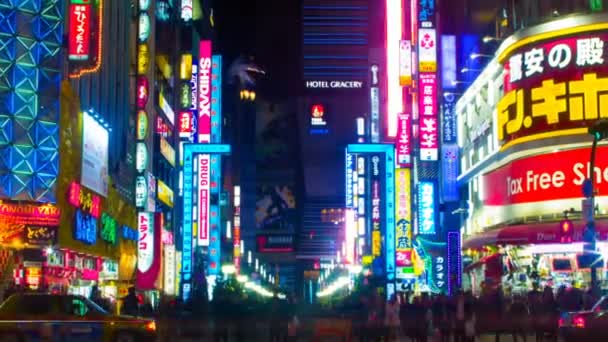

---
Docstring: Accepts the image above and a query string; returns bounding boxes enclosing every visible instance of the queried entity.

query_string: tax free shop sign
[483,146,608,206]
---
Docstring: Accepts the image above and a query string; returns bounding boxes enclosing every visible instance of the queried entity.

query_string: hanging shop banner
[68,2,92,61]
[447,231,462,295]
[198,40,212,143]
[399,40,413,86]
[441,35,457,90]
[197,154,211,246]
[345,152,355,208]
[164,244,176,295]
[418,73,438,161]
[442,92,457,144]
[418,29,437,72]
[137,212,161,290]
[498,30,608,149]
[157,179,174,208]
[417,181,437,235]
[178,111,193,138]
[395,169,413,270]
[441,144,459,202]
[370,86,380,143]
[396,113,412,167]
[207,204,221,275]
[432,249,448,294]
[160,137,176,167]
[81,111,109,197]
[211,55,223,143]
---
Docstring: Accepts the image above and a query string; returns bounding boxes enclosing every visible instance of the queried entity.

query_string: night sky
[214,0,301,100]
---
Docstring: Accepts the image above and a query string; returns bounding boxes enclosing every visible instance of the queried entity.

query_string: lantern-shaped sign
[139,0,151,11]
[137,44,150,75]
[136,76,149,108]
[138,13,151,42]
[135,176,148,208]
[136,143,148,172]
[137,110,148,140]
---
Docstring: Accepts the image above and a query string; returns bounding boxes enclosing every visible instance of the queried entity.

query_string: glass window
[0,295,58,315]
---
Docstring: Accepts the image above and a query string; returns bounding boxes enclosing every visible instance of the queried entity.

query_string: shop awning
[463,219,608,250]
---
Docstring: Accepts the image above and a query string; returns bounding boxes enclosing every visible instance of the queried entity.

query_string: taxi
[0,293,157,341]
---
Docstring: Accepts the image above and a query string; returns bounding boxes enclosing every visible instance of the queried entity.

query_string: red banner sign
[178,111,193,137]
[482,146,608,206]
[68,4,91,61]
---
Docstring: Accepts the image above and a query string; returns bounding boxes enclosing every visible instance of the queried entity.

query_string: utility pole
[585,119,608,296]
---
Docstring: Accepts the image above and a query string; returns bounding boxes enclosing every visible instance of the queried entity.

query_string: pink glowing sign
[198,40,212,143]
[418,73,438,161]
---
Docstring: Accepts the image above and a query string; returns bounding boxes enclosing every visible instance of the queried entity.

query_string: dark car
[0,293,156,341]
[559,295,608,341]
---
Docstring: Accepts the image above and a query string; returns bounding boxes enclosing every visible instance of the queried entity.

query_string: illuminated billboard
[211,55,223,143]
[497,27,608,150]
[345,209,356,264]
[417,181,436,235]
[198,41,212,143]
[396,113,412,167]
[197,154,210,246]
[419,73,439,161]
[395,169,413,275]
[418,29,437,73]
[81,111,109,197]
[310,104,329,134]
[399,40,412,86]
[68,2,91,61]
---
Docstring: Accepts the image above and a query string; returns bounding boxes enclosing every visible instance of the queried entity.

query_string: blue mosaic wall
[0,0,63,202]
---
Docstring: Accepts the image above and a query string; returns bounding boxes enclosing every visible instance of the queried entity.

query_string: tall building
[297,0,372,266]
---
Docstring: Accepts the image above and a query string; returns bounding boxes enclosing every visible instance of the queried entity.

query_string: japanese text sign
[417,181,436,235]
[198,41,212,143]
[68,3,91,61]
[396,113,412,167]
[499,31,608,149]
[395,169,412,267]
[418,73,438,161]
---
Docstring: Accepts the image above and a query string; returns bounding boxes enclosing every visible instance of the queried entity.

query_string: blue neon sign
[345,151,354,208]
[211,55,222,143]
[417,182,436,235]
[181,143,231,301]
[346,144,395,280]
[74,209,97,245]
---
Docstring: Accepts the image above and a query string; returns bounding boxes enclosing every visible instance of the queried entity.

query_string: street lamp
[585,119,608,295]
[470,53,493,60]
[482,36,502,43]
[461,67,482,73]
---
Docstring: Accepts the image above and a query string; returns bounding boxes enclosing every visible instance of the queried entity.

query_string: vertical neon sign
[386,0,403,138]
[198,40,212,143]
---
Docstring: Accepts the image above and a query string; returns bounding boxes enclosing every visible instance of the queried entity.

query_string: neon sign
[74,208,97,245]
[68,182,101,218]
[198,41,212,143]
[417,182,436,235]
[386,0,403,137]
[395,169,412,270]
[68,3,91,61]
[418,73,438,161]
[137,212,154,273]
[197,154,210,246]
[396,113,412,167]
[122,225,137,241]
[0,203,60,227]
[498,32,608,149]
[136,76,149,108]
[100,213,117,245]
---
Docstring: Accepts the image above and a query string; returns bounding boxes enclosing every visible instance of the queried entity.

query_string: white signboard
[197,155,210,246]
[164,244,176,295]
[418,28,437,72]
[137,212,154,273]
[305,81,363,89]
[81,111,109,196]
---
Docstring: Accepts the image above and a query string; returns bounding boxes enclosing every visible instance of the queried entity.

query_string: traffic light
[559,219,574,243]
[588,119,608,141]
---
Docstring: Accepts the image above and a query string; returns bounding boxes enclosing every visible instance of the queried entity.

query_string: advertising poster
[255,185,296,232]
[81,111,109,196]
